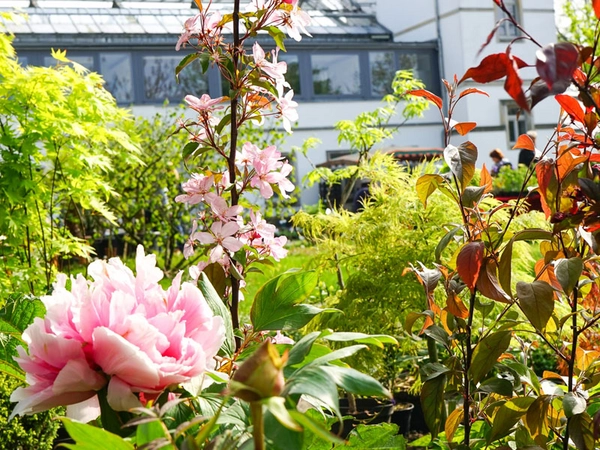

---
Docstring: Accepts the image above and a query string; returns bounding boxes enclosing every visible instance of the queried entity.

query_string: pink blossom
[278,88,298,133]
[194,221,244,262]
[252,42,288,83]
[176,14,201,51]
[175,173,215,205]
[272,330,294,344]
[264,235,288,261]
[11,246,225,418]
[183,220,198,259]
[249,210,276,240]
[208,195,243,223]
[282,0,298,5]
[283,7,312,42]
[185,94,225,113]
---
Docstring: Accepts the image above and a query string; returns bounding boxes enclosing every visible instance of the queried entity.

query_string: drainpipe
[434,0,447,116]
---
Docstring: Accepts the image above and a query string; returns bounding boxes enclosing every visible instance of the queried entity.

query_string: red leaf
[447,293,469,319]
[555,94,585,123]
[536,160,555,219]
[457,241,485,292]
[454,122,477,135]
[459,53,528,85]
[480,164,493,194]
[512,134,535,151]
[458,88,490,100]
[536,43,579,94]
[593,0,600,20]
[408,89,443,110]
[505,53,529,111]
[493,0,503,5]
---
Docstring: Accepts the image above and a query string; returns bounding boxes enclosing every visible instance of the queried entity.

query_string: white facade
[373,0,559,176]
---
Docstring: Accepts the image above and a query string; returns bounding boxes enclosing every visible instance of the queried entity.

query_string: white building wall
[375,0,559,172]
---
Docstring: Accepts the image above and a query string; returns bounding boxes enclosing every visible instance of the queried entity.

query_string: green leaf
[563,392,586,418]
[307,345,367,367]
[0,294,45,335]
[435,226,462,263]
[135,420,169,447]
[487,396,535,443]
[444,141,477,192]
[477,378,513,396]
[319,366,391,398]
[286,331,322,367]
[516,281,554,331]
[345,423,406,448]
[58,418,135,450]
[251,271,326,331]
[554,257,583,295]
[199,273,235,357]
[175,53,200,81]
[569,413,594,450]
[284,366,341,417]
[288,410,344,446]
[416,174,444,207]
[263,396,301,431]
[265,26,286,51]
[498,230,553,295]
[461,185,486,207]
[469,331,511,384]
[421,374,446,438]
[321,332,398,348]
[182,141,199,160]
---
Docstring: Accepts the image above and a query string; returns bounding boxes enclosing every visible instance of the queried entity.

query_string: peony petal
[66,395,101,423]
[106,377,142,412]
[93,327,160,389]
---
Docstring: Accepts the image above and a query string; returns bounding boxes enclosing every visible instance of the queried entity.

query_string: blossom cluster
[10,246,225,419]
[174,0,310,280]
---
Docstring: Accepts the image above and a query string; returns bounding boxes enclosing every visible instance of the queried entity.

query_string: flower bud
[230,340,287,402]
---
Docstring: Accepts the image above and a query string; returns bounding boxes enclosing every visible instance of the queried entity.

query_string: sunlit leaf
[469,331,511,383]
[555,94,585,124]
[416,174,444,207]
[408,89,443,109]
[459,53,528,84]
[445,407,463,442]
[512,134,535,151]
[456,241,485,291]
[516,281,554,330]
[554,257,583,296]
[487,396,535,443]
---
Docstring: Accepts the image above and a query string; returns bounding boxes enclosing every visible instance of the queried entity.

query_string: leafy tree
[0,19,140,297]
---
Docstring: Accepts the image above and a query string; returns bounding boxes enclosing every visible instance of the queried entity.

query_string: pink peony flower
[11,246,225,419]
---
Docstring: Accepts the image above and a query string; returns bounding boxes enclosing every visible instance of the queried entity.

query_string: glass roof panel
[38,1,112,7]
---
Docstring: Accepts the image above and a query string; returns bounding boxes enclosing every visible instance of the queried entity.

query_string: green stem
[251,402,265,450]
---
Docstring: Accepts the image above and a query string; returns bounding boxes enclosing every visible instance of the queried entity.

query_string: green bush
[0,373,62,450]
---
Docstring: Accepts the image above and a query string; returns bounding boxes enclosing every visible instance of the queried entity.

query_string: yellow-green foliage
[0,22,140,296]
[0,373,61,450]
[294,156,549,384]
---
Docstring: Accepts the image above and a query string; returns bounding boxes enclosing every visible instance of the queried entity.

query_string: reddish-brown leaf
[536,160,555,219]
[457,241,485,292]
[480,164,493,194]
[536,43,579,94]
[505,53,530,111]
[454,122,477,135]
[459,53,528,85]
[447,293,469,319]
[573,68,587,85]
[493,0,503,6]
[458,88,490,100]
[556,150,587,182]
[512,134,535,151]
[476,259,512,303]
[593,0,600,20]
[555,94,585,123]
[585,111,598,132]
[409,89,443,110]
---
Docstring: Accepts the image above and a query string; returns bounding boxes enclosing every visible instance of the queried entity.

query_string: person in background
[518,130,537,167]
[490,148,513,176]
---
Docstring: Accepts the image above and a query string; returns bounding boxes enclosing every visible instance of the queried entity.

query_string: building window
[100,53,133,104]
[278,53,301,95]
[311,54,361,96]
[495,0,521,40]
[369,51,395,97]
[503,101,531,147]
[143,55,208,102]
[398,51,438,94]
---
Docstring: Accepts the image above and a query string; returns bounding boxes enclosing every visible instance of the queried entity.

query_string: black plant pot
[390,401,414,435]
[393,392,428,434]
[332,397,395,438]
